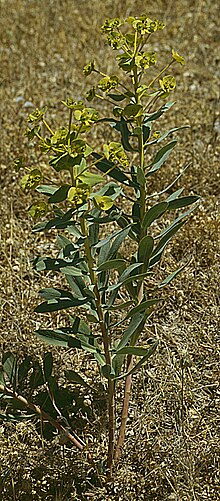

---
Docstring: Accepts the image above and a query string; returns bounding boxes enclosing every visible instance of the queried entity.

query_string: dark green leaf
[138,236,154,271]
[113,341,159,380]
[142,203,168,232]
[3,352,17,385]
[35,297,88,313]
[97,259,127,272]
[43,352,53,380]
[65,370,88,386]
[49,153,82,172]
[144,102,174,123]
[156,203,198,240]
[115,346,155,356]
[92,152,137,187]
[168,195,200,210]
[108,93,127,102]
[48,184,71,203]
[29,363,44,389]
[113,117,135,152]
[101,364,115,379]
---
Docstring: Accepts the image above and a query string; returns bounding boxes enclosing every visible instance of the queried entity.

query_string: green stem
[115,62,146,461]
[80,216,115,476]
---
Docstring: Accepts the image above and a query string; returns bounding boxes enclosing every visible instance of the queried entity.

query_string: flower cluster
[68,184,90,206]
[98,76,119,93]
[159,75,176,93]
[131,15,165,34]
[104,142,129,168]
[83,61,95,76]
[20,169,43,190]
[135,51,157,70]
[28,201,48,218]
[101,18,123,33]
[27,107,46,123]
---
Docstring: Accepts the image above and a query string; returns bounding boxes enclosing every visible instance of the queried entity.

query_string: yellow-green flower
[172,49,185,66]
[98,75,119,93]
[83,61,95,76]
[104,142,129,168]
[159,75,176,93]
[135,51,157,70]
[153,131,161,139]
[132,16,164,34]
[107,31,125,50]
[27,107,46,123]
[93,196,114,211]
[20,169,43,190]
[68,184,90,206]
[28,201,48,219]
[101,18,123,33]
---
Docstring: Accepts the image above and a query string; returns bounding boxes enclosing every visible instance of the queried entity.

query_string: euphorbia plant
[11,15,199,476]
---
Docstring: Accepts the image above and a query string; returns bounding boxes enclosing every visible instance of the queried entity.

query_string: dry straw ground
[0,0,219,500]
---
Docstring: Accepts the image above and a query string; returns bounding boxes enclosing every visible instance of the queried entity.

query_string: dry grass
[0,0,219,499]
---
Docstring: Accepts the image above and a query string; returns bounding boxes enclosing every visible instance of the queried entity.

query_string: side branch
[0,384,85,451]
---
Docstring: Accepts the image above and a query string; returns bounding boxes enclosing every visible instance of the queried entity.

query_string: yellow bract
[94,196,114,211]
[68,184,90,206]
[172,49,185,66]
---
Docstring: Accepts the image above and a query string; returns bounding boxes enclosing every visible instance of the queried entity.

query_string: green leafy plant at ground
[1,14,199,478]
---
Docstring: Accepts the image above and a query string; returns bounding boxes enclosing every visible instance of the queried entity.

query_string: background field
[0,0,219,499]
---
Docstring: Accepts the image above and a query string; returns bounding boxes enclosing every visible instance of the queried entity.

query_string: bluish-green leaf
[126,298,162,319]
[144,102,174,123]
[145,140,177,176]
[158,258,191,289]
[36,185,57,196]
[97,259,127,272]
[113,341,159,380]
[92,152,137,187]
[3,352,17,385]
[149,221,185,267]
[116,312,146,352]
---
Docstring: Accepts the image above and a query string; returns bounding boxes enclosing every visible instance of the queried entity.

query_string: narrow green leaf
[43,352,53,380]
[108,93,127,102]
[156,203,199,240]
[92,152,137,187]
[60,266,84,276]
[113,341,159,380]
[107,226,131,260]
[158,258,191,288]
[126,298,162,319]
[145,140,177,176]
[116,312,146,351]
[36,185,57,196]
[35,296,88,313]
[144,102,174,123]
[142,203,168,232]
[115,346,155,356]
[138,236,154,271]
[65,370,88,386]
[3,353,17,385]
[49,153,82,172]
[168,195,200,210]
[97,259,127,272]
[149,221,185,267]
[101,364,115,379]
[165,188,184,201]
